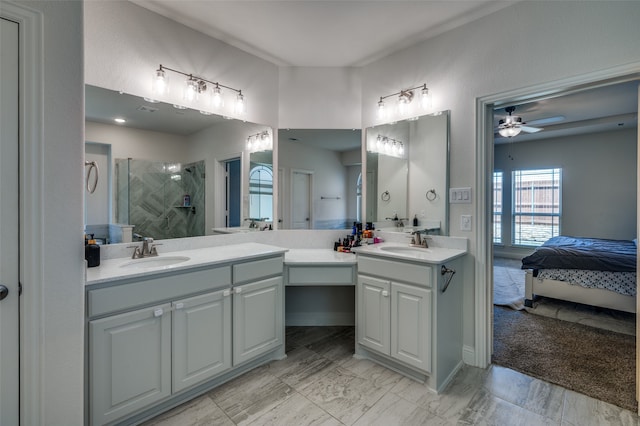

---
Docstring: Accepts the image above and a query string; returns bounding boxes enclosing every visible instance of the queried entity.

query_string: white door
[291,171,311,229]
[0,16,20,426]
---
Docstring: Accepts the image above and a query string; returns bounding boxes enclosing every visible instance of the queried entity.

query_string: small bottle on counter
[85,235,101,268]
[413,214,419,226]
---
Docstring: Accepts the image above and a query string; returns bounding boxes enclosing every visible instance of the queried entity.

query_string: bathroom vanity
[85,243,287,426]
[352,242,467,393]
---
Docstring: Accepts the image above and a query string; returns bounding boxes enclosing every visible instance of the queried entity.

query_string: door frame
[1,2,44,425]
[290,169,313,229]
[474,64,640,380]
[214,152,243,229]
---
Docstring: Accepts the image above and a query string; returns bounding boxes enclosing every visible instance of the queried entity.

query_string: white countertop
[86,242,288,286]
[284,249,356,265]
[352,242,467,264]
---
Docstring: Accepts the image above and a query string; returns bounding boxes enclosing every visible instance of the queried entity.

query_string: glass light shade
[398,143,405,156]
[235,92,245,115]
[184,77,199,102]
[498,126,522,138]
[420,87,431,109]
[211,85,223,108]
[152,68,167,96]
[377,100,386,119]
[246,137,253,150]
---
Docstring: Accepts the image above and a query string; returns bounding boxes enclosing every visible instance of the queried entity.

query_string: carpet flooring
[493,306,637,412]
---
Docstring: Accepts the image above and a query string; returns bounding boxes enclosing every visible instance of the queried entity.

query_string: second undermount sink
[120,255,191,270]
[379,246,432,255]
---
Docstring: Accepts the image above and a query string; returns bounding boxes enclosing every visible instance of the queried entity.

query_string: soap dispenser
[413,214,419,226]
[85,234,100,268]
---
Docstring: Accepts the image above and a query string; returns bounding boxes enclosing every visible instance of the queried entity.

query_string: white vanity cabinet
[356,252,464,393]
[86,253,285,426]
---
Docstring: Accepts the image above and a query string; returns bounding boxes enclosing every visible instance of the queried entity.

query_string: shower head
[184,167,193,173]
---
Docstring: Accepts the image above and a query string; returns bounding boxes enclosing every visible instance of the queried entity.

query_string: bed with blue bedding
[521,236,637,313]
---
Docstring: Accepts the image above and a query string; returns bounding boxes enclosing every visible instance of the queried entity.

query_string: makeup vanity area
[84,83,467,425]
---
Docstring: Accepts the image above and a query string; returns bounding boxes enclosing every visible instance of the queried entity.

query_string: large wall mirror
[278,129,362,229]
[84,85,273,243]
[365,111,450,234]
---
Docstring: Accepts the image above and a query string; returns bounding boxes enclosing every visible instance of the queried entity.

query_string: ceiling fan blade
[520,125,543,133]
[525,115,565,126]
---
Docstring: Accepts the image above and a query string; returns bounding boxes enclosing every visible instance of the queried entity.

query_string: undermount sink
[379,246,432,255]
[120,255,191,270]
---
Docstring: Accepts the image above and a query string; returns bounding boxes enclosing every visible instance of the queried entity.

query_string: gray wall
[494,128,637,257]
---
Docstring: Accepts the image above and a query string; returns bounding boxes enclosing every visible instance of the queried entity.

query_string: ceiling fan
[496,106,543,138]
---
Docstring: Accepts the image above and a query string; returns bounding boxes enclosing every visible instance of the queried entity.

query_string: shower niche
[116,158,205,240]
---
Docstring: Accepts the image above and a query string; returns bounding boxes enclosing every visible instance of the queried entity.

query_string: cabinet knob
[223,289,231,297]
[382,290,389,297]
[174,302,184,310]
[235,287,243,294]
[153,308,164,317]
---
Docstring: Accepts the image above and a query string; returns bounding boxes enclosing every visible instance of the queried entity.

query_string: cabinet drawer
[233,256,283,284]
[88,266,231,318]
[358,256,432,287]
[288,265,354,286]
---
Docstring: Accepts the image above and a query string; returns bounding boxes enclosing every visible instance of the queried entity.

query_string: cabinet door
[357,275,390,355]
[391,282,432,372]
[233,276,283,365]
[90,304,171,426]
[172,289,232,393]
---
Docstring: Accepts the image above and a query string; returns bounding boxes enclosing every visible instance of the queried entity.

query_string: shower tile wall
[116,159,205,240]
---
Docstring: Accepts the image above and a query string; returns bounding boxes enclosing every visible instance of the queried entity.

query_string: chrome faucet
[128,235,160,258]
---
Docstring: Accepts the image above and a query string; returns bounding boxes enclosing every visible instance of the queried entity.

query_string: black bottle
[85,238,100,267]
[413,215,419,226]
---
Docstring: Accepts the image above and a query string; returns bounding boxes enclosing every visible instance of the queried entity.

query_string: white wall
[494,128,637,251]
[278,66,362,129]
[84,1,279,127]
[360,1,640,352]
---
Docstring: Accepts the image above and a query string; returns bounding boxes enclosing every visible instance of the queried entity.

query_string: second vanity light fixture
[152,64,246,115]
[246,131,272,152]
[370,134,405,158]
[377,83,431,120]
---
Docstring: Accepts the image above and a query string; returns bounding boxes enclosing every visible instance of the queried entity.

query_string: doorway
[476,66,640,405]
[224,158,241,227]
[291,170,312,229]
[0,16,20,425]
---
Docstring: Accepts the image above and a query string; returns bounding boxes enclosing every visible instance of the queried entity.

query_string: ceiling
[130,0,513,67]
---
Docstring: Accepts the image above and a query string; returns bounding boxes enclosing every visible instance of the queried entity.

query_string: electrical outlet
[460,215,472,231]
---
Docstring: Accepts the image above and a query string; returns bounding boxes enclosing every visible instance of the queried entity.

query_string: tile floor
[142,326,639,426]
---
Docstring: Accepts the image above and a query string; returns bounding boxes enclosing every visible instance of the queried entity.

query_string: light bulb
[246,137,253,150]
[398,143,405,156]
[375,135,383,151]
[235,92,245,115]
[211,84,223,108]
[398,96,410,115]
[392,142,399,155]
[420,86,431,109]
[152,68,167,96]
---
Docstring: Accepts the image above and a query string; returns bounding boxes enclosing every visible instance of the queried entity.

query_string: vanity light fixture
[246,131,272,152]
[376,83,431,119]
[370,134,404,158]
[151,64,245,115]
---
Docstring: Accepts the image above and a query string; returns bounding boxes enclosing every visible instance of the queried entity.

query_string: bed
[521,236,637,313]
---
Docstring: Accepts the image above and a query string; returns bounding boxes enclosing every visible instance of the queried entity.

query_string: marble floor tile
[139,394,233,426]
[207,367,294,425]
[266,346,337,389]
[561,390,639,426]
[340,357,405,390]
[305,329,355,365]
[389,366,484,423]
[352,392,453,426]
[245,392,342,426]
[458,388,558,426]
[483,365,565,422]
[297,366,392,426]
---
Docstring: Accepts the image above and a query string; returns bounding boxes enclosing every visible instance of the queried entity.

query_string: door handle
[0,285,8,301]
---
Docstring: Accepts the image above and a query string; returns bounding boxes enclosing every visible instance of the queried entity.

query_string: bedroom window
[493,171,503,244]
[512,168,561,246]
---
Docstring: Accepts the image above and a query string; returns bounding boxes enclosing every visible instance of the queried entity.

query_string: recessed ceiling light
[114,118,126,124]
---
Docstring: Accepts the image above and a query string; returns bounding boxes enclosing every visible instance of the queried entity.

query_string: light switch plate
[450,187,472,204]
[460,215,472,231]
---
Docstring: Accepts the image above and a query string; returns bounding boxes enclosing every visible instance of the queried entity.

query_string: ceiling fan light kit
[497,105,543,138]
